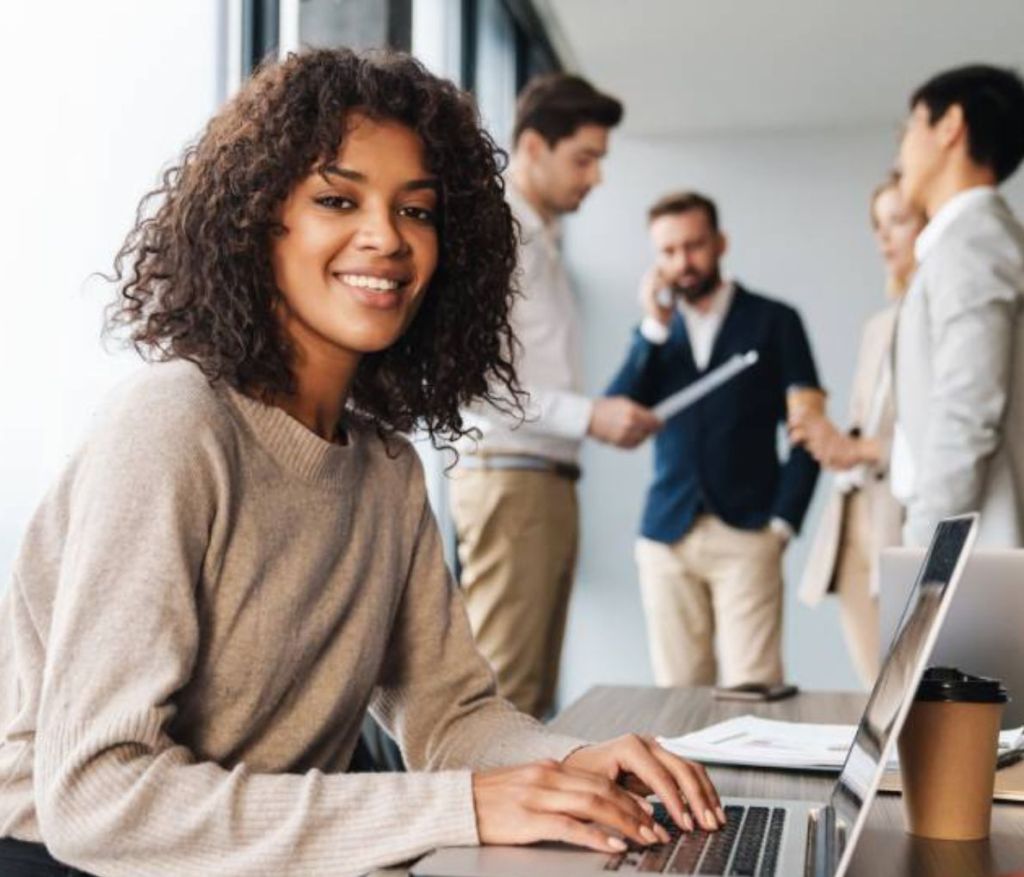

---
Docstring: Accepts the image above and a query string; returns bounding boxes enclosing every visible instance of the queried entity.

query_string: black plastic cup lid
[915,666,1009,704]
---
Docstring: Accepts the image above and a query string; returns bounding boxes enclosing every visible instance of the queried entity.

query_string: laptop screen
[829,514,977,868]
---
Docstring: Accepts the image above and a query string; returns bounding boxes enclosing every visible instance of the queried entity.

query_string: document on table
[657,715,1024,773]
[879,751,1024,803]
[652,350,759,421]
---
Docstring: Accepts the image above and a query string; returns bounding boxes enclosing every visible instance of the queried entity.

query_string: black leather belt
[459,454,582,482]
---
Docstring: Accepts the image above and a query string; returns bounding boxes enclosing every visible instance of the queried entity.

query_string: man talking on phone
[606,191,821,688]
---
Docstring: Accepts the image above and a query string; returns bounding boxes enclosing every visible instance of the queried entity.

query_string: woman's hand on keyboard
[562,734,726,833]
[472,759,670,852]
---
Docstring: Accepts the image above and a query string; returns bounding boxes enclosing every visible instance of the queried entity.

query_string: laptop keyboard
[604,803,786,875]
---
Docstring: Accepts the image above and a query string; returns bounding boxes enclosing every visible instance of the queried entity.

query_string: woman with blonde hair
[793,173,925,687]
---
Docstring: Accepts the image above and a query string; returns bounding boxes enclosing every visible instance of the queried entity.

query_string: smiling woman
[0,47,721,877]
[105,49,519,441]
[269,114,443,436]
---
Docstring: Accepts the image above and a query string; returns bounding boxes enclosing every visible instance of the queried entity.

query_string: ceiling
[540,0,1024,137]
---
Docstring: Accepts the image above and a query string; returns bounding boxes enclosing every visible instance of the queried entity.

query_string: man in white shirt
[451,75,659,718]
[892,64,1024,547]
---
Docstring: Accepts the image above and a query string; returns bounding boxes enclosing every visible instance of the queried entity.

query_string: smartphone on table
[711,682,799,702]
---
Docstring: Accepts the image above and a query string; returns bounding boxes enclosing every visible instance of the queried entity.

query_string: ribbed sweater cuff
[35,716,481,875]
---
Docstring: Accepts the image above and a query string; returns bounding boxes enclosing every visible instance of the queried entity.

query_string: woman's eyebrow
[402,178,440,194]
[321,164,364,183]
[320,164,439,192]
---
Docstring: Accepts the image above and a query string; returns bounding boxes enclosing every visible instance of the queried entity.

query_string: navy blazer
[605,284,821,544]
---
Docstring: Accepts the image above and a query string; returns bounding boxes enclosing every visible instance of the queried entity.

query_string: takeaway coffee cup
[897,667,1008,840]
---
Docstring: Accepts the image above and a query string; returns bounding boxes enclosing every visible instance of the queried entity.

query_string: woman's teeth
[339,273,401,291]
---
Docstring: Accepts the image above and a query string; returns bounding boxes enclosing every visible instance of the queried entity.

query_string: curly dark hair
[106,47,521,442]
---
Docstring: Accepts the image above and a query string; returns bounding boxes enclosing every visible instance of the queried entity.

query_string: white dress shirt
[890,186,996,503]
[458,181,592,464]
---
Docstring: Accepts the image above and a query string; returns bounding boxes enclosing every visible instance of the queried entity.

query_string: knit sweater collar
[222,384,362,488]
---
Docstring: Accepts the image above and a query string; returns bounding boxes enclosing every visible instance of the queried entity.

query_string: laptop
[413,513,979,877]
[879,547,1024,728]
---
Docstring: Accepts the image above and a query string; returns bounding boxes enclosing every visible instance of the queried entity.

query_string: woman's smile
[332,268,413,310]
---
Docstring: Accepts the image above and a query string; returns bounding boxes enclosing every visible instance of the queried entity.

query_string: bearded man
[606,191,821,687]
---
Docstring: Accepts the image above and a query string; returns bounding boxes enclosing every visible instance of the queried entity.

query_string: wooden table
[549,685,1024,877]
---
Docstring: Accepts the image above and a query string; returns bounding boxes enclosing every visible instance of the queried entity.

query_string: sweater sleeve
[371,479,588,771]
[31,384,484,877]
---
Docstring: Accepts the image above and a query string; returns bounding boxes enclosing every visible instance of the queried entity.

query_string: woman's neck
[273,345,361,444]
[264,303,364,442]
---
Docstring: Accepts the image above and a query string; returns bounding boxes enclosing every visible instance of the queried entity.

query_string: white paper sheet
[652,350,759,421]
[657,715,1024,773]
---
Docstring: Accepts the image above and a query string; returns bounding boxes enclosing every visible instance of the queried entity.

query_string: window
[463,0,561,148]
[229,0,414,90]
[293,0,412,53]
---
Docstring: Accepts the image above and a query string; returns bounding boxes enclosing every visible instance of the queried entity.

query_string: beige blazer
[799,304,904,606]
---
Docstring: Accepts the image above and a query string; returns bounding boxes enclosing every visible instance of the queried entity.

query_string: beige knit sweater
[0,361,585,876]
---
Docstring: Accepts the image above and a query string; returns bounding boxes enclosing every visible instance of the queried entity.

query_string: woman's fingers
[609,736,701,831]
[534,813,629,854]
[651,744,725,827]
[628,788,655,813]
[609,736,722,832]
[528,788,660,847]
[473,760,674,851]
[476,762,653,849]
[643,735,721,815]
[551,766,669,844]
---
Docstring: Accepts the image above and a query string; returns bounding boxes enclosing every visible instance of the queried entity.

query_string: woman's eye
[314,195,355,210]
[399,206,437,225]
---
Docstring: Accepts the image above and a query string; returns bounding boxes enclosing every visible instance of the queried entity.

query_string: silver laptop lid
[829,514,978,876]
[878,547,1024,727]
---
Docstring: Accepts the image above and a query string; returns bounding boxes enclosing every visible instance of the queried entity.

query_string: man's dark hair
[647,191,719,232]
[513,73,623,147]
[911,64,1024,183]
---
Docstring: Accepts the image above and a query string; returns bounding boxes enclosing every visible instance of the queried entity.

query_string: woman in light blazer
[793,175,925,687]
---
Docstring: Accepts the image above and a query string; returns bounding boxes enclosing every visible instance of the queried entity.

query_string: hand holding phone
[639,266,674,326]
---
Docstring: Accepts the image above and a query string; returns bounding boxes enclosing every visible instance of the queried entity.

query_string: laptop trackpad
[413,842,614,877]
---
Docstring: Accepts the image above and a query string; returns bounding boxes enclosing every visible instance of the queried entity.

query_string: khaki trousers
[449,468,578,718]
[833,490,881,688]
[635,516,784,687]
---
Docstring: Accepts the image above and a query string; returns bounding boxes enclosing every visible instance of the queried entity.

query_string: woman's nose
[355,206,404,255]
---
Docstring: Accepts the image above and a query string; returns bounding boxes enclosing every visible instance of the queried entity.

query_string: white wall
[0,1,221,584]
[558,125,1024,704]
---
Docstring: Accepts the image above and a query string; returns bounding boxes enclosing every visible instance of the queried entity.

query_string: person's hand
[588,397,661,448]
[639,266,674,326]
[472,759,670,853]
[767,519,793,551]
[789,413,843,466]
[563,734,725,833]
[789,414,849,468]
[790,415,876,470]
